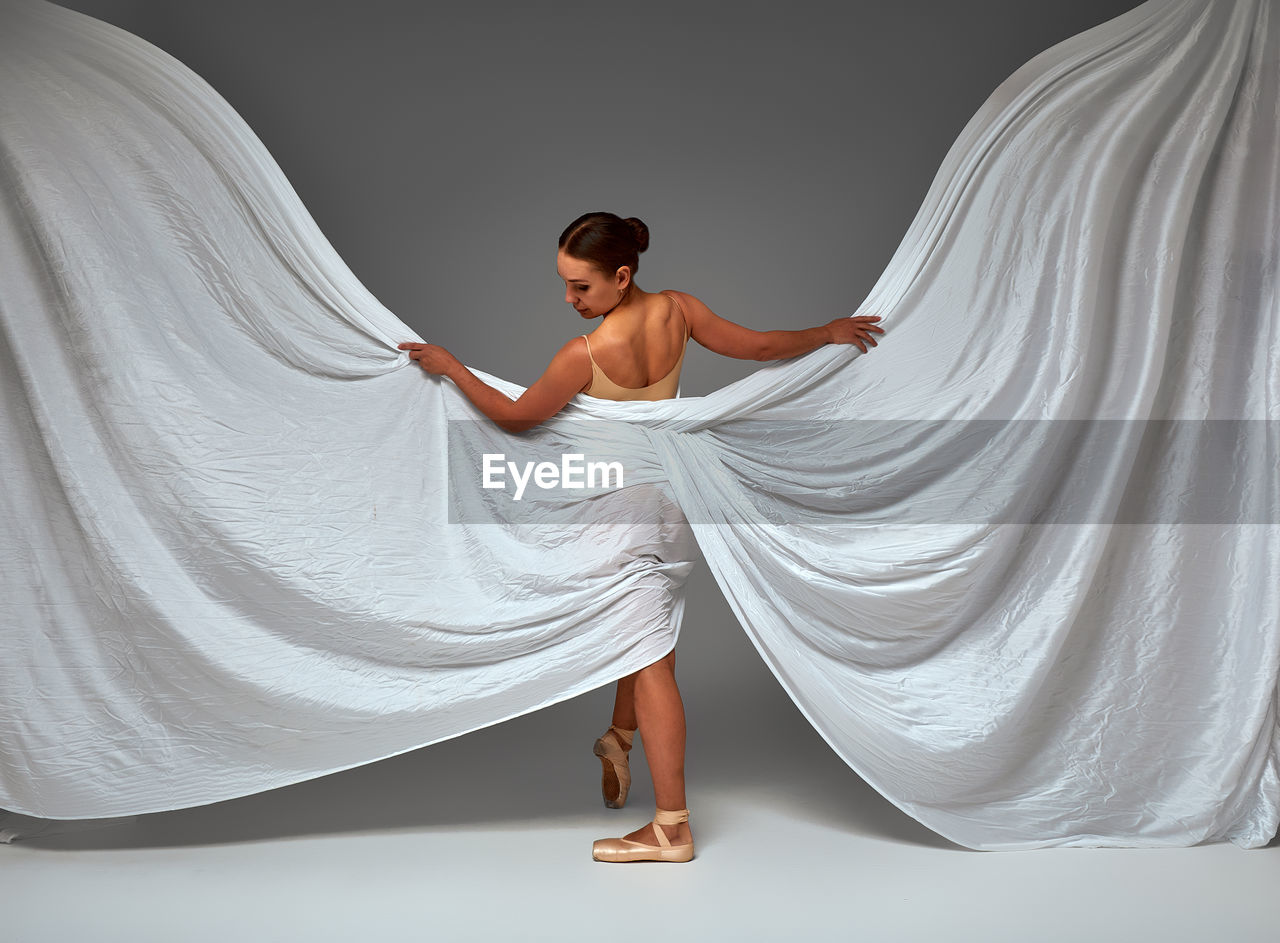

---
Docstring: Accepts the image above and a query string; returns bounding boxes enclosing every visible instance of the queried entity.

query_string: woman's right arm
[667,290,882,361]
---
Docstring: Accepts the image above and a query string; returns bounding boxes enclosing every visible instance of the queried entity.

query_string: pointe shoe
[591,807,694,863]
[593,724,635,809]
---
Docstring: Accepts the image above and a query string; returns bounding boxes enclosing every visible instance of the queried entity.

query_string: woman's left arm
[398,338,591,434]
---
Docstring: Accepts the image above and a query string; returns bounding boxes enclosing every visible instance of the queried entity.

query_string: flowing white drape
[1,0,1276,849]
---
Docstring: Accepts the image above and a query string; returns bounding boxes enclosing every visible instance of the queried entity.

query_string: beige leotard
[581,292,690,401]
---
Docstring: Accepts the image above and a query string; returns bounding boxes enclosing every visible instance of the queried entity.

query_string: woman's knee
[640,650,676,676]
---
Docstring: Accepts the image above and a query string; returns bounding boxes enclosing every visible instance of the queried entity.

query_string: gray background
[42,0,1145,819]
[10,5,1278,942]
[60,0,1140,400]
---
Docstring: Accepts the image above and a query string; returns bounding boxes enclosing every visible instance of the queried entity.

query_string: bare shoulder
[544,333,593,394]
[660,288,694,309]
[658,289,768,361]
[546,333,592,369]
[659,288,704,324]
[658,288,718,334]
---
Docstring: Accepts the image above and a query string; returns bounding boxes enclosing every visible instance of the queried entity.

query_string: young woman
[398,211,883,861]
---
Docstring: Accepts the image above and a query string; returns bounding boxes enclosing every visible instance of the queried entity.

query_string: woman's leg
[610,672,638,730]
[623,649,692,846]
[598,673,638,806]
[610,648,675,729]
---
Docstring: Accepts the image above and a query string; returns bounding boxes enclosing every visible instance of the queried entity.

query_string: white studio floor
[4,577,1278,943]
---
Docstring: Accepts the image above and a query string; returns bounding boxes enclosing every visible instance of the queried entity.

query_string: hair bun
[625,217,650,253]
[558,212,648,277]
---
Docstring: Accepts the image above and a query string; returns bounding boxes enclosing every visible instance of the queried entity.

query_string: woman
[398,212,883,862]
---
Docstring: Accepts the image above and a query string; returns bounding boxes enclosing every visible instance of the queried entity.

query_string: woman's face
[557,249,628,319]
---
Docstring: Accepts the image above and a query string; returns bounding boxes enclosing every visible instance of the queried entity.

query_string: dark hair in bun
[558,212,649,279]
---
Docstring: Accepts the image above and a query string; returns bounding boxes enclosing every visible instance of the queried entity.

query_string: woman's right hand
[827,315,884,353]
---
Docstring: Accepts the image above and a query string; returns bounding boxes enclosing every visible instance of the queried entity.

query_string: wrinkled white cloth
[1,0,1276,849]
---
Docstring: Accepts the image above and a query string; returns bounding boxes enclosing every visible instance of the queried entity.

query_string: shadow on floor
[6,680,959,853]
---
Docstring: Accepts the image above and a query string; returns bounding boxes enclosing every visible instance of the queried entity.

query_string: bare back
[580,291,690,401]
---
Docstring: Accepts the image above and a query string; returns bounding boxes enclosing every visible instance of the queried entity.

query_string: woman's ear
[615,266,632,290]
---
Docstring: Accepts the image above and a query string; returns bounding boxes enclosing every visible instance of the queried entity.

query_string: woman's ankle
[607,723,636,748]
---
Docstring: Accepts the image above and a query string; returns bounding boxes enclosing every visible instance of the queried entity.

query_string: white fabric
[1,0,1277,850]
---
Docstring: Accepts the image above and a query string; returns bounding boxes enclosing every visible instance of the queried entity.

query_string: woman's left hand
[398,342,457,376]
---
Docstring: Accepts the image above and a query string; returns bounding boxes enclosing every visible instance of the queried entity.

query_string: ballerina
[398,211,883,861]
